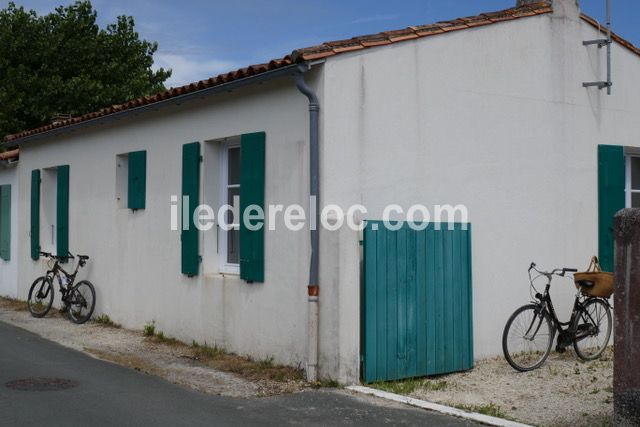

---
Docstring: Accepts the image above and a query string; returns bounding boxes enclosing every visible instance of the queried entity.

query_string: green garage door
[362,221,473,383]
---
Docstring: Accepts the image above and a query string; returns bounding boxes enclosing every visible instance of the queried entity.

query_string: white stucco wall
[15,74,334,373]
[321,7,640,358]
[0,163,19,298]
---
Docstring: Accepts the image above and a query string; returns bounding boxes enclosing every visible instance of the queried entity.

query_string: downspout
[294,63,320,382]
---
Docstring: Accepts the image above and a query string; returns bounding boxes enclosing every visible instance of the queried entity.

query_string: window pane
[632,193,640,208]
[228,147,240,185]
[632,157,640,190]
[227,229,239,264]
[227,187,240,225]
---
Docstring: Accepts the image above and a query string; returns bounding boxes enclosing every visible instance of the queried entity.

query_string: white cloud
[153,53,241,88]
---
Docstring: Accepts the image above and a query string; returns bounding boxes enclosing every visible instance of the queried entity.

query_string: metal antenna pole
[582,0,613,94]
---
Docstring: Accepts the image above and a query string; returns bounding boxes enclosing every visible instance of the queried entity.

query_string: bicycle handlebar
[529,262,577,277]
[39,251,90,261]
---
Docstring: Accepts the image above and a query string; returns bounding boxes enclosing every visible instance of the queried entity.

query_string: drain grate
[5,378,79,391]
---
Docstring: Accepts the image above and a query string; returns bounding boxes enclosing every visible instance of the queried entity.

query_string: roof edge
[4,64,304,147]
[580,13,640,58]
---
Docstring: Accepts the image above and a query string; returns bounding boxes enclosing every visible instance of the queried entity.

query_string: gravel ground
[405,350,613,427]
[0,299,306,397]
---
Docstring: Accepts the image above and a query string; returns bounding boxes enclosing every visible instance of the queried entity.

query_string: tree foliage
[0,1,171,138]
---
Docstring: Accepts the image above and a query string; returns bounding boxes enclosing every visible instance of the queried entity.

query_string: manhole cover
[5,378,79,391]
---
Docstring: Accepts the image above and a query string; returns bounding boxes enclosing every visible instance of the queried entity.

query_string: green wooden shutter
[0,185,11,261]
[181,142,200,276]
[57,165,70,261]
[598,145,625,272]
[240,132,265,282]
[128,150,147,210]
[31,170,40,260]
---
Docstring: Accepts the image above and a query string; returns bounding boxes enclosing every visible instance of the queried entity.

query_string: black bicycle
[27,251,96,324]
[502,262,612,371]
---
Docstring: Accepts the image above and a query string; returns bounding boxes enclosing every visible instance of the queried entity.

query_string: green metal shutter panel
[57,165,70,261]
[128,150,147,210]
[30,169,40,260]
[239,132,266,283]
[0,185,11,261]
[362,222,473,383]
[181,142,200,276]
[597,145,625,272]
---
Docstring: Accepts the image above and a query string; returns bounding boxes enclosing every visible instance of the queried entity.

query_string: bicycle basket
[574,256,614,298]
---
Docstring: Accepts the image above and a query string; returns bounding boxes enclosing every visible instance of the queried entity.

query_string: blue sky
[6,0,640,87]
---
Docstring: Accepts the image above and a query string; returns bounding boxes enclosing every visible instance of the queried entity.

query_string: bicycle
[502,262,612,371]
[27,251,96,324]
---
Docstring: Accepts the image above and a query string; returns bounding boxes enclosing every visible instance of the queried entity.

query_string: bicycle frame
[39,256,86,302]
[531,272,610,350]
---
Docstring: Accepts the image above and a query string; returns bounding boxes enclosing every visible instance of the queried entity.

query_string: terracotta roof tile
[3,1,561,143]
[0,149,19,161]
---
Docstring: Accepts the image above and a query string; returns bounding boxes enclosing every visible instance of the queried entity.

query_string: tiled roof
[0,149,19,161]
[0,1,586,144]
[290,1,552,61]
[580,13,640,57]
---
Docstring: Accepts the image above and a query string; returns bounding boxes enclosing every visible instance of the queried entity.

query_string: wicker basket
[574,256,614,298]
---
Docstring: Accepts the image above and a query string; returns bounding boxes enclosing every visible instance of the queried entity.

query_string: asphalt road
[0,320,479,426]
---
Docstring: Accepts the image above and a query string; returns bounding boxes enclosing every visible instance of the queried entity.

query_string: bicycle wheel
[503,304,555,371]
[68,280,96,324]
[27,276,54,318]
[573,298,612,360]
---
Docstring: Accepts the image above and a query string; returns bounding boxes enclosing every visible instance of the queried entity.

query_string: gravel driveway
[375,350,613,426]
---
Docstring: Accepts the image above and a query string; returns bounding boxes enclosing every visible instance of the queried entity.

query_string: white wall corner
[336,225,361,384]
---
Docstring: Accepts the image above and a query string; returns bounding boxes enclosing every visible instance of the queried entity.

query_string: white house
[2,0,638,384]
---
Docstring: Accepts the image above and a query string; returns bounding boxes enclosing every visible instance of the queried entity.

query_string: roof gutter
[293,63,321,383]
[4,63,303,148]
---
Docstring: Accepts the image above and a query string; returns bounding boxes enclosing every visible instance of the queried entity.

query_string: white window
[41,167,58,252]
[219,140,241,274]
[625,155,640,208]
[115,153,129,209]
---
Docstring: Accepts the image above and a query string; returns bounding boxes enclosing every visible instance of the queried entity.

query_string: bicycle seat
[78,255,90,260]
[577,280,595,288]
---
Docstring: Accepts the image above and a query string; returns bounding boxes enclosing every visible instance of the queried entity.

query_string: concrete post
[613,208,640,426]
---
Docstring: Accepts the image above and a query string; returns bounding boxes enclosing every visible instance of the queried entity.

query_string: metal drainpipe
[294,64,320,382]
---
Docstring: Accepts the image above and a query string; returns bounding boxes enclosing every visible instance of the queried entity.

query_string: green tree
[0,1,171,139]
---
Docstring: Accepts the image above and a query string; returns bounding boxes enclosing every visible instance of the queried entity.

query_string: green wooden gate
[361,221,473,383]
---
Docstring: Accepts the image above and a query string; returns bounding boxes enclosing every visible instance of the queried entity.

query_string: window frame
[218,140,241,275]
[625,154,640,208]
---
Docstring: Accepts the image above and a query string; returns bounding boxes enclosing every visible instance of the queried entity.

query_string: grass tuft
[312,378,340,388]
[455,403,507,419]
[94,314,121,328]
[143,321,156,337]
[371,378,448,395]
[190,340,303,382]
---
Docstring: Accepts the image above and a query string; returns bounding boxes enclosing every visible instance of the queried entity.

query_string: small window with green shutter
[116,151,147,210]
[0,184,11,261]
